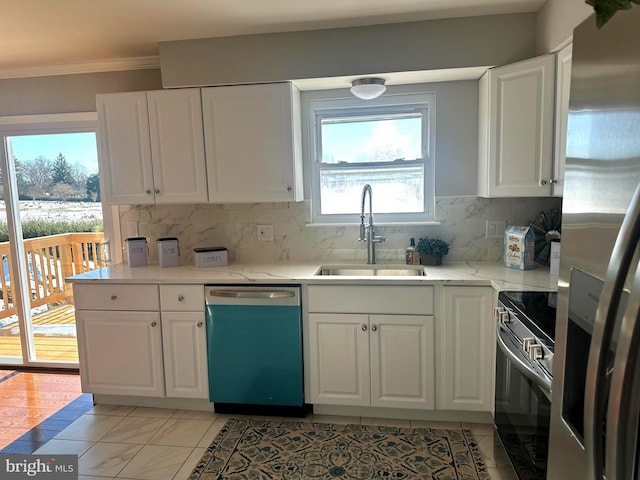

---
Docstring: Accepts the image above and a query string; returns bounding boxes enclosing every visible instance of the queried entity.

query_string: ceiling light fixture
[350,77,386,100]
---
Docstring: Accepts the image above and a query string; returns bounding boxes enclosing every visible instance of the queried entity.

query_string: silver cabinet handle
[548,178,557,184]
[151,321,157,327]
[586,183,640,480]
[178,295,185,302]
[371,324,378,332]
[286,186,293,192]
[155,188,160,194]
[110,295,117,301]
[197,321,203,328]
[145,189,152,195]
[361,324,368,332]
[539,179,548,186]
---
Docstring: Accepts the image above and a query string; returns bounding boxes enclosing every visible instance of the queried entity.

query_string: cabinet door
[369,314,435,409]
[147,89,208,204]
[96,92,155,204]
[553,43,572,197]
[308,313,370,406]
[76,310,164,397]
[202,82,303,203]
[440,287,494,412]
[479,54,555,197]
[161,312,208,399]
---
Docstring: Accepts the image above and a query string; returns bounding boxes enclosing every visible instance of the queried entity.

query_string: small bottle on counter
[406,237,418,265]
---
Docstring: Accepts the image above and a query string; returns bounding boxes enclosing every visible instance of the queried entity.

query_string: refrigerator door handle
[585,183,640,480]
[606,261,640,480]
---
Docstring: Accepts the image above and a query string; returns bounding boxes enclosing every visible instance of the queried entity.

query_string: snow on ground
[0,200,103,222]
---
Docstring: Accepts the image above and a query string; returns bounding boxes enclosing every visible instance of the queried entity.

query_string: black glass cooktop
[498,290,558,345]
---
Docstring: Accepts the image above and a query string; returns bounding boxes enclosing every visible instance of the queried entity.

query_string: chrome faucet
[358,184,386,264]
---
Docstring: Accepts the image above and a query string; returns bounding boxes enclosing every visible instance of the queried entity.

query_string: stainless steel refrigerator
[548,8,640,480]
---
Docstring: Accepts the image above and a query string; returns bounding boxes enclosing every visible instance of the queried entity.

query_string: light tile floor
[34,406,517,480]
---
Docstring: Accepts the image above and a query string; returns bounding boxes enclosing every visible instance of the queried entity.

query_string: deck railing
[0,232,105,320]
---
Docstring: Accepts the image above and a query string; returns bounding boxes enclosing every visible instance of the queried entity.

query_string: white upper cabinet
[97,89,208,205]
[553,43,572,197]
[478,54,556,197]
[147,89,208,204]
[202,82,303,203]
[97,92,154,204]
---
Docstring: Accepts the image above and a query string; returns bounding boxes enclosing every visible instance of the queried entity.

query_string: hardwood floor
[0,370,92,452]
[0,305,79,362]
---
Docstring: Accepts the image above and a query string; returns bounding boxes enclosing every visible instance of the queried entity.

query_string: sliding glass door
[0,114,105,367]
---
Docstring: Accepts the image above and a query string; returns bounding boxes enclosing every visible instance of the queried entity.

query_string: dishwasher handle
[208,289,296,299]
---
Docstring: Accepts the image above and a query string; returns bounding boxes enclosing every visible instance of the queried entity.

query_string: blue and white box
[504,226,535,270]
[194,246,228,268]
[125,237,148,267]
[157,237,179,267]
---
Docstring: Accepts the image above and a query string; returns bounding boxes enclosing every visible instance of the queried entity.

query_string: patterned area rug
[190,419,490,479]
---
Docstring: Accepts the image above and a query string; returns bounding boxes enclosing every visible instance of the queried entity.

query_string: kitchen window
[308,92,435,224]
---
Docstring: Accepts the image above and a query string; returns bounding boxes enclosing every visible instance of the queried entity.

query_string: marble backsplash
[120,196,562,265]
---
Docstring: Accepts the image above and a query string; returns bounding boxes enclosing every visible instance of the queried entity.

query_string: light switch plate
[257,224,274,241]
[486,220,506,239]
[127,221,139,237]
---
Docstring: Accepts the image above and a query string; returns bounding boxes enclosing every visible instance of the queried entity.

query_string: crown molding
[0,55,160,80]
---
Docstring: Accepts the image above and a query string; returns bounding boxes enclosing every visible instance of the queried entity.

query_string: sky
[9,132,99,174]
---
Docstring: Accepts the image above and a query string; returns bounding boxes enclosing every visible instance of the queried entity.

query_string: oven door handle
[496,323,552,395]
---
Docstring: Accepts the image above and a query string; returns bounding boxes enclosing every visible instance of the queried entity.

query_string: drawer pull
[151,321,157,327]
[197,321,203,328]
[371,324,378,332]
[110,295,117,301]
[361,324,368,332]
[178,295,185,302]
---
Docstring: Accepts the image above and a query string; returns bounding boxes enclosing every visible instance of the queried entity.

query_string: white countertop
[68,261,558,292]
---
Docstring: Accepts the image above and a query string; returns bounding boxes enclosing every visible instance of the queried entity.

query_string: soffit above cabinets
[292,67,489,92]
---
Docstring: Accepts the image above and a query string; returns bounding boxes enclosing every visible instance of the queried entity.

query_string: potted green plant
[416,236,450,265]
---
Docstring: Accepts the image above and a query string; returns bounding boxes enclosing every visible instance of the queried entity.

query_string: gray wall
[0,69,162,116]
[160,13,537,88]
[300,81,479,197]
[536,0,592,53]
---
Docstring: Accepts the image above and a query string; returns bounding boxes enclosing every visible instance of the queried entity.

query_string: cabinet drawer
[160,285,204,311]
[74,284,159,311]
[307,286,433,314]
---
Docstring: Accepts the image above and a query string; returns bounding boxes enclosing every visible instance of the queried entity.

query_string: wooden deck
[0,305,78,363]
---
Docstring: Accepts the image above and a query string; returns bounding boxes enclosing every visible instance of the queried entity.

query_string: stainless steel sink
[315,266,426,277]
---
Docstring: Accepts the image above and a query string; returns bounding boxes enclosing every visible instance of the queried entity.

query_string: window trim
[307,92,436,225]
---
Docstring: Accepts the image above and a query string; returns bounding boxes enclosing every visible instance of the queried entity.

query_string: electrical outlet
[257,224,274,242]
[486,220,506,239]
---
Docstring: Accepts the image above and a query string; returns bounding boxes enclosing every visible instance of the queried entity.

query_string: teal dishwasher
[205,285,305,416]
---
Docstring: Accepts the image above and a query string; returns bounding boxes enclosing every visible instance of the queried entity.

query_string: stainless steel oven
[494,290,557,480]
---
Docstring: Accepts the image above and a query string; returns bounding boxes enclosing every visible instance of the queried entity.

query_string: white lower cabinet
[370,314,435,409]
[439,286,494,412]
[308,313,434,409]
[308,313,370,406]
[307,285,435,410]
[74,283,208,400]
[160,286,208,400]
[76,310,164,397]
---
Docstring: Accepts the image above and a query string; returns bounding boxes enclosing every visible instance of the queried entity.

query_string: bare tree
[22,156,53,200]
[71,163,88,195]
[51,182,76,201]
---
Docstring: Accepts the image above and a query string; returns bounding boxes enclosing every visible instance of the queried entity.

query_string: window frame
[308,92,436,225]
